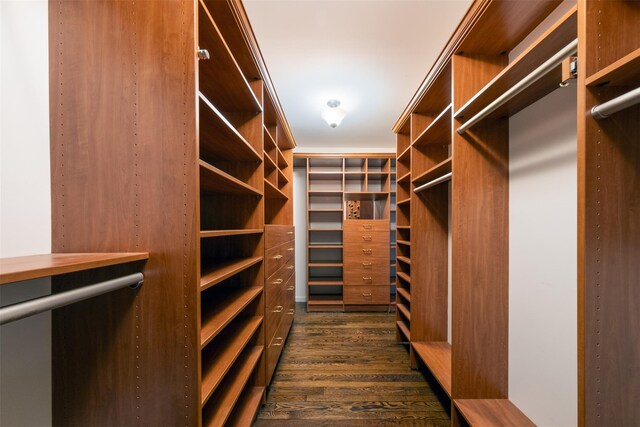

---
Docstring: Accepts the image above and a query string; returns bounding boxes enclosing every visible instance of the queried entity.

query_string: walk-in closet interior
[1,0,638,426]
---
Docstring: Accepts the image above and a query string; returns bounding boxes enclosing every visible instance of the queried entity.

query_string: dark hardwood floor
[255,303,450,426]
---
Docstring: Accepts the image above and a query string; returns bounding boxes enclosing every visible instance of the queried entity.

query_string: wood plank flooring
[255,303,450,426]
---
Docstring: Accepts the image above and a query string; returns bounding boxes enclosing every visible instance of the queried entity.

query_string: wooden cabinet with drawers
[343,219,390,310]
[264,225,295,384]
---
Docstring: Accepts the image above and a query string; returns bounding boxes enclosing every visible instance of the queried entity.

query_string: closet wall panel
[50,2,198,425]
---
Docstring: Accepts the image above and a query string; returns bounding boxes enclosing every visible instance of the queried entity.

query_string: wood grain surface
[256,304,450,425]
[0,253,148,285]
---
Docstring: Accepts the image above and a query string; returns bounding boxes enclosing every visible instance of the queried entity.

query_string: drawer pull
[362,235,372,241]
[287,265,294,270]
[273,305,284,313]
[273,337,284,346]
[362,249,372,255]
[363,224,372,230]
[287,247,294,251]
[362,262,372,267]
[287,286,295,291]
[363,277,372,281]
[272,254,283,260]
[362,292,372,297]
[287,231,294,235]
[272,279,283,284]
[288,309,295,315]
[197,48,210,60]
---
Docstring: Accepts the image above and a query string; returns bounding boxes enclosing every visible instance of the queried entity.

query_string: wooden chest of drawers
[343,220,390,309]
[264,225,295,384]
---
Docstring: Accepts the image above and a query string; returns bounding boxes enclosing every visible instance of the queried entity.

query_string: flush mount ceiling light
[321,99,347,128]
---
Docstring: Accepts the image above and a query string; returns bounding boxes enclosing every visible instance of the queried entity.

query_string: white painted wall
[0,1,52,425]
[508,86,577,427]
[293,166,307,302]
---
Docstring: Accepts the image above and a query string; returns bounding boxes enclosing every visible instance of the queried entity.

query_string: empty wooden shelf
[412,341,452,397]
[454,399,535,427]
[200,160,263,196]
[200,316,263,405]
[200,257,263,291]
[0,253,149,285]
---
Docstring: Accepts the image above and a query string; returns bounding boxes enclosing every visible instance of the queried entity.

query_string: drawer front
[344,220,389,232]
[344,285,390,305]
[266,331,286,384]
[344,270,390,287]
[265,225,294,248]
[266,262,295,307]
[344,258,389,277]
[265,240,295,278]
[267,309,294,384]
[266,303,283,345]
[343,230,389,248]
[343,242,389,259]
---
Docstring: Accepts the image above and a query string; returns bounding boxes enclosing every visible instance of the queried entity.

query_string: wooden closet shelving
[391,1,599,425]
[297,154,396,312]
[49,0,296,424]
[454,6,577,122]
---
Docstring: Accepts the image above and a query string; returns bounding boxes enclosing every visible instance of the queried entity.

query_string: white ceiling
[244,0,472,151]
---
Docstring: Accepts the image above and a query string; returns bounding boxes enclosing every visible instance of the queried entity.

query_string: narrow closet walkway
[255,304,450,426]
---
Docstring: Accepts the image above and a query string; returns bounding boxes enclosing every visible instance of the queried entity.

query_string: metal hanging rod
[414,172,452,194]
[457,39,578,135]
[591,86,640,120]
[0,273,144,326]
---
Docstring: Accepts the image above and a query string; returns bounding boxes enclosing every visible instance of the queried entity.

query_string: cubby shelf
[308,279,344,286]
[200,286,263,348]
[197,1,261,114]
[397,198,411,206]
[397,256,411,265]
[276,149,289,169]
[397,272,411,284]
[308,262,343,268]
[412,342,452,397]
[397,303,411,321]
[202,345,264,426]
[397,240,411,246]
[397,172,411,183]
[263,125,277,150]
[263,150,277,170]
[200,229,263,238]
[200,160,263,196]
[412,157,452,187]
[226,386,265,426]
[454,399,535,427]
[455,6,577,122]
[412,105,452,147]
[586,47,640,87]
[308,245,343,249]
[396,320,411,341]
[264,179,288,200]
[398,146,411,161]
[200,257,263,291]
[200,317,263,406]
[199,94,262,163]
[396,287,411,302]
[277,168,289,185]
[0,253,149,285]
